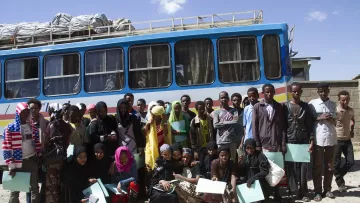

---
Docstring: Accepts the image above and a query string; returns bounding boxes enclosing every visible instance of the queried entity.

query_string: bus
[0,10,292,134]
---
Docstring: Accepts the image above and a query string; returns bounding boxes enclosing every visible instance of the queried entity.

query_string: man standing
[181,95,196,122]
[2,102,42,203]
[309,83,337,201]
[285,83,314,202]
[334,90,355,192]
[231,93,244,148]
[240,87,259,149]
[252,84,286,201]
[213,91,238,162]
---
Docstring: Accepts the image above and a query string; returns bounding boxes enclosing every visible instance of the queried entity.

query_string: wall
[298,80,360,143]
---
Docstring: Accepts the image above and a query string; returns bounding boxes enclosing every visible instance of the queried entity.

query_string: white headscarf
[145,101,157,122]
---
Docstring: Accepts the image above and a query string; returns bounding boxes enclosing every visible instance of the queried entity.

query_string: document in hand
[170,120,186,132]
[263,152,284,169]
[83,182,107,203]
[285,144,310,163]
[236,180,264,203]
[104,183,127,195]
[2,171,31,192]
[67,144,74,158]
[195,178,227,194]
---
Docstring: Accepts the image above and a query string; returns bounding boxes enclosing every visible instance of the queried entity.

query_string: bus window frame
[84,47,125,93]
[174,38,215,87]
[43,52,81,97]
[4,57,40,100]
[262,34,282,80]
[128,43,172,90]
[217,36,260,84]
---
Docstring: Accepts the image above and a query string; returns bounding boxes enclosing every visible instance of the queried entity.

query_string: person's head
[244,138,256,156]
[124,93,135,110]
[317,83,330,101]
[62,103,71,119]
[182,148,193,166]
[338,90,350,108]
[204,98,213,112]
[157,100,165,108]
[206,141,218,156]
[180,95,191,110]
[219,91,230,108]
[75,146,87,166]
[290,82,302,101]
[160,144,172,161]
[94,143,105,160]
[151,106,165,122]
[27,98,41,119]
[171,143,183,161]
[195,101,206,118]
[164,102,171,115]
[115,146,134,172]
[137,99,146,113]
[173,101,182,117]
[218,146,230,164]
[69,105,80,123]
[247,87,259,105]
[231,93,242,109]
[87,104,96,119]
[49,103,63,120]
[117,99,129,117]
[17,102,30,124]
[262,84,275,103]
[243,97,250,107]
[76,103,87,118]
[96,101,108,119]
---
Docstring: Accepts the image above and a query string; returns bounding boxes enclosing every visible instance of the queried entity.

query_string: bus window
[218,37,260,83]
[85,48,124,93]
[263,35,281,79]
[44,53,80,96]
[175,39,214,86]
[129,44,171,89]
[5,58,39,99]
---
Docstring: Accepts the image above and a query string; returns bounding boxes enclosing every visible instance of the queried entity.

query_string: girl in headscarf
[206,146,237,203]
[87,104,97,120]
[203,141,218,179]
[168,101,190,148]
[237,138,271,202]
[42,103,72,203]
[171,143,183,169]
[173,148,202,203]
[145,105,171,170]
[88,101,118,158]
[149,144,180,203]
[88,143,113,184]
[116,99,145,155]
[111,146,138,203]
[60,146,90,203]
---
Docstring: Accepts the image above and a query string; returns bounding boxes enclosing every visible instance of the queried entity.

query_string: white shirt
[21,124,35,159]
[309,98,337,146]
[264,102,274,120]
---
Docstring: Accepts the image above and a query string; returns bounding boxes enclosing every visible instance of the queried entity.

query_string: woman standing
[88,101,118,157]
[168,101,190,148]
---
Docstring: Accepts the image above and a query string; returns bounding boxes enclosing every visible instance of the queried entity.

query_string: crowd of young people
[1,82,356,203]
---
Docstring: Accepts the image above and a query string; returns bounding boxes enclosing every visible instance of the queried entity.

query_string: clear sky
[0,0,359,81]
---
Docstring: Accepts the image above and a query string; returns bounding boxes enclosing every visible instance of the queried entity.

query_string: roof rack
[0,10,263,50]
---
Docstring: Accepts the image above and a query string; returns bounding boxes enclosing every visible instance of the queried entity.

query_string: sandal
[324,191,335,199]
[314,194,322,202]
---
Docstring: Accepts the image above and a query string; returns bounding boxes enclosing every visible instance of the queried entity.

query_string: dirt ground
[1,152,359,203]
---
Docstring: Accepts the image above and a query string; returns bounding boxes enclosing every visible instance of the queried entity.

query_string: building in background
[291,57,321,81]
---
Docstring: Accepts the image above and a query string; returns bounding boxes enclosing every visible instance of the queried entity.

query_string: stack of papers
[285,144,311,163]
[195,178,227,194]
[236,180,265,203]
[2,171,31,192]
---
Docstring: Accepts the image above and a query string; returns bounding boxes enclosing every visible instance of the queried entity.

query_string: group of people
[1,82,356,203]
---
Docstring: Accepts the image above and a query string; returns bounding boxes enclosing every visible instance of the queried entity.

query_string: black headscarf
[90,143,113,184]
[170,143,183,153]
[206,141,218,150]
[244,138,259,167]
[116,99,131,128]
[96,101,108,120]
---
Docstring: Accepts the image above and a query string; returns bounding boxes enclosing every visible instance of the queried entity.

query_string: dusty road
[1,152,359,203]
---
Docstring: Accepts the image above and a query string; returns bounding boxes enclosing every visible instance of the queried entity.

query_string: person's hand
[350,130,355,138]
[238,155,244,164]
[319,113,331,120]
[116,182,124,195]
[246,179,254,188]
[80,198,89,203]
[108,162,115,175]
[160,180,170,191]
[282,145,287,155]
[89,178,97,184]
[191,161,199,167]
[230,188,236,196]
[308,142,314,153]
[212,176,218,181]
[173,173,182,180]
[239,144,243,150]
[9,169,16,178]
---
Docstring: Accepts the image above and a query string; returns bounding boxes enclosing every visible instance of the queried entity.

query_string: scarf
[168,101,183,123]
[115,146,134,173]
[116,99,131,128]
[145,101,157,122]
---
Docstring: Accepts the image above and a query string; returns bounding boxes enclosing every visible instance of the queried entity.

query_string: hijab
[206,141,218,150]
[116,99,131,128]
[171,143,183,154]
[145,101,157,121]
[91,143,112,183]
[244,138,260,168]
[115,146,134,173]
[96,101,108,120]
[168,100,183,123]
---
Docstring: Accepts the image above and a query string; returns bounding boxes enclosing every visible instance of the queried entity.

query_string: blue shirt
[243,103,255,142]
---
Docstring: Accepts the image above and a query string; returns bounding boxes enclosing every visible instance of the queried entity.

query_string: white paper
[195,178,227,194]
